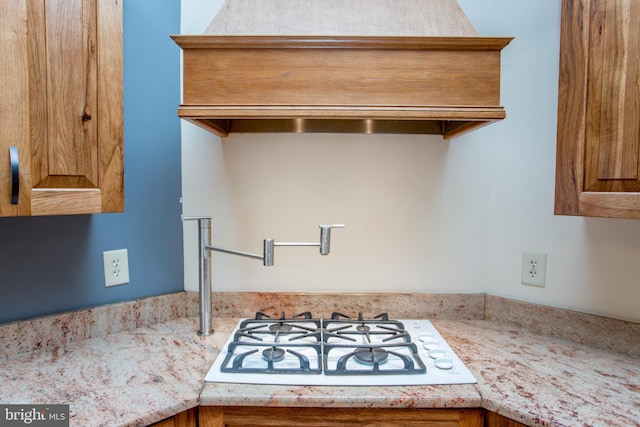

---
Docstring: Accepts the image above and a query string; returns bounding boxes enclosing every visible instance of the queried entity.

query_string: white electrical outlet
[103,249,130,287]
[521,252,546,287]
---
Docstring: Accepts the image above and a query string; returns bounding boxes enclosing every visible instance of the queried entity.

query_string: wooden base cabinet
[151,408,198,427]
[198,406,485,427]
[484,411,527,427]
[0,0,123,216]
[151,407,528,427]
[555,0,640,218]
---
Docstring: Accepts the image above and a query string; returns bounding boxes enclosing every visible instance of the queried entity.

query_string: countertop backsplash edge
[0,292,187,359]
[3,291,639,359]
[194,291,486,320]
[485,294,640,358]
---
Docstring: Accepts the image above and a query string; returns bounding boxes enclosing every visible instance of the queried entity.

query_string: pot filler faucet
[182,216,345,335]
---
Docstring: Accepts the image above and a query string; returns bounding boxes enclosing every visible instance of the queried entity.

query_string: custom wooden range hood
[172,0,513,140]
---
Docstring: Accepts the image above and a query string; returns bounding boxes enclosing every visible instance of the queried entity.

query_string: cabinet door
[199,406,484,427]
[150,408,198,427]
[0,0,123,216]
[484,411,527,427]
[555,0,640,218]
[0,0,32,216]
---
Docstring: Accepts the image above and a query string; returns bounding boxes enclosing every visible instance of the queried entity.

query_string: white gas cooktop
[205,316,477,386]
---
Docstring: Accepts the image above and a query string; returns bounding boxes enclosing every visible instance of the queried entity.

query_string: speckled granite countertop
[0,317,224,426]
[2,314,638,427]
[434,320,640,427]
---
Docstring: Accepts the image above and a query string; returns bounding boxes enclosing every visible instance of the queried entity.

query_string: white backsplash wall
[182,128,491,294]
[458,0,640,323]
[181,0,640,322]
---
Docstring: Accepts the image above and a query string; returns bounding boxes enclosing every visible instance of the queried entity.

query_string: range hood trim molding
[172,35,513,51]
[176,105,508,119]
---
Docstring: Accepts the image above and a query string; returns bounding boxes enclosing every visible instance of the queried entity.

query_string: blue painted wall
[0,1,183,324]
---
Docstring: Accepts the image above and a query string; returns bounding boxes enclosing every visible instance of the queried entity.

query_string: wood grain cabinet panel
[150,406,529,427]
[484,410,527,427]
[198,406,484,427]
[555,0,640,218]
[150,408,198,427]
[0,0,123,216]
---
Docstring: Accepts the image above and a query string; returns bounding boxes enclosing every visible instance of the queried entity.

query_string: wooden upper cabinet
[555,0,640,218]
[0,0,123,216]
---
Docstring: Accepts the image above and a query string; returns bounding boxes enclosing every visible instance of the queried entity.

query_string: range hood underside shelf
[178,108,506,140]
[173,35,512,139]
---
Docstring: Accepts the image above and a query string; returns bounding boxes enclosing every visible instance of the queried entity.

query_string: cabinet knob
[9,146,19,204]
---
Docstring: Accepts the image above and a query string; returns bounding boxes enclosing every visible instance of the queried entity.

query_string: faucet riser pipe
[198,218,213,336]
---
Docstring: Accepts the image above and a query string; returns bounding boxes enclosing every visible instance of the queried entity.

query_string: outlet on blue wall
[0,1,184,324]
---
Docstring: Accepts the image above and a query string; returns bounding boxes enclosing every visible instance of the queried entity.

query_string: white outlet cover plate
[103,249,130,287]
[521,252,547,287]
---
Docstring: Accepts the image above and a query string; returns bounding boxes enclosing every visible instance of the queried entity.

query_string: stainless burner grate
[219,312,427,375]
[206,316,478,385]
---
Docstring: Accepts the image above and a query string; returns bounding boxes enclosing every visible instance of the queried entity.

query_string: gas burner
[323,319,411,345]
[269,323,293,333]
[255,311,313,320]
[353,348,389,365]
[331,312,390,321]
[321,315,426,375]
[262,347,286,362]
[356,324,371,334]
[221,341,323,374]
[235,314,322,343]
[324,342,426,375]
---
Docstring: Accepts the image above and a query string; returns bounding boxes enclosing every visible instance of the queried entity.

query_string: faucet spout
[319,224,346,255]
[264,239,274,266]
